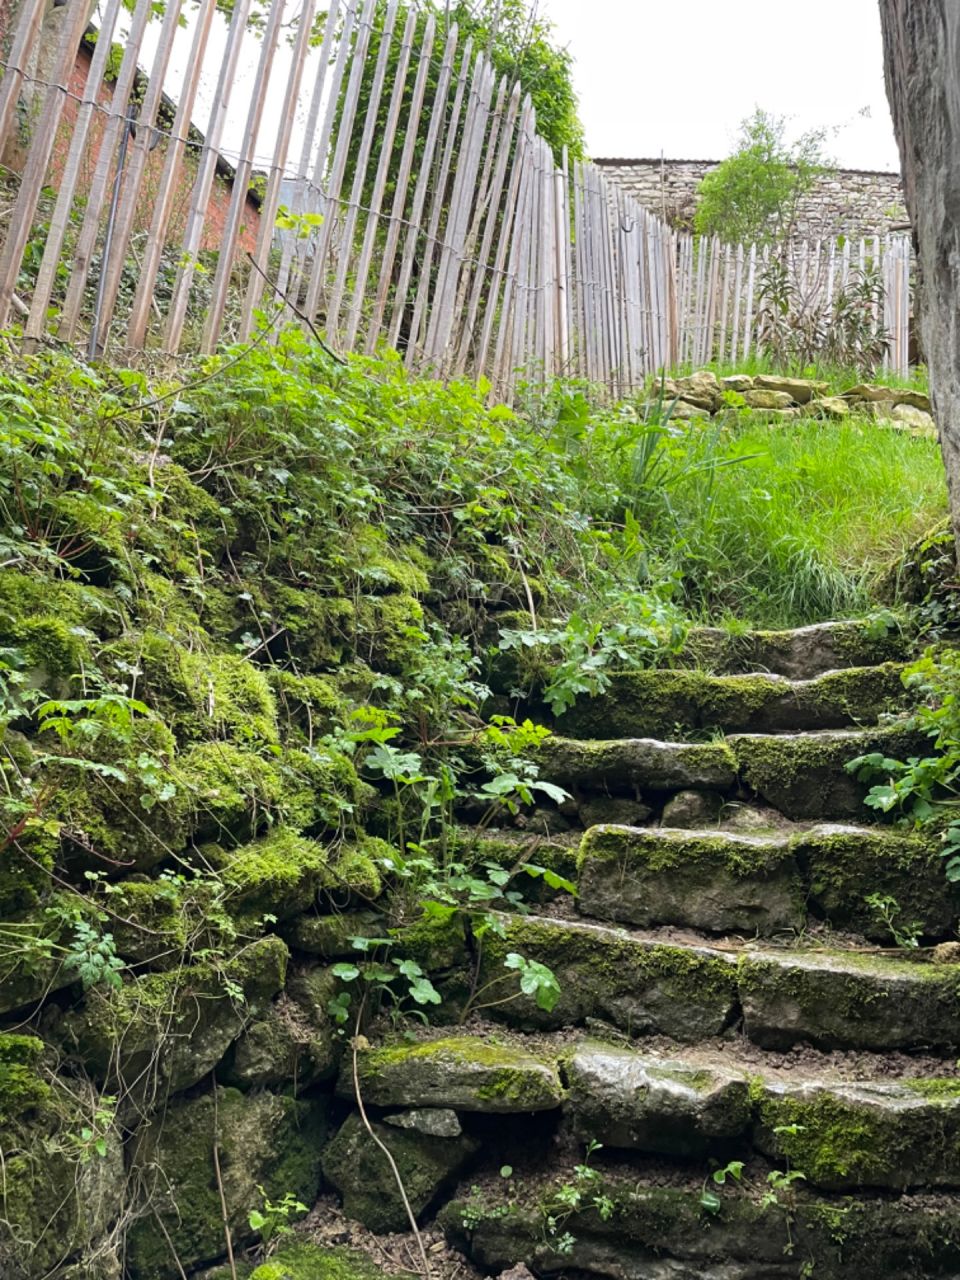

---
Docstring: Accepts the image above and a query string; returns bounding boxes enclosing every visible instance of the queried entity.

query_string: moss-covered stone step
[440,1170,960,1279]
[576,822,956,938]
[337,1036,564,1112]
[738,947,960,1051]
[555,663,908,740]
[578,825,803,934]
[565,1040,960,1189]
[475,913,960,1051]
[538,735,737,794]
[680,617,912,679]
[729,722,927,819]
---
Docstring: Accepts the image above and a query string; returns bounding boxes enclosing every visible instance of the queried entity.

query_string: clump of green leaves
[848,646,960,878]
[694,108,830,245]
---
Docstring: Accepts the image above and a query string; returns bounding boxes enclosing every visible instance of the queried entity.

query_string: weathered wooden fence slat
[0,0,916,388]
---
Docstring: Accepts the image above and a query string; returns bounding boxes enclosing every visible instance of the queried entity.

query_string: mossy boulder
[0,1034,50,1122]
[755,1079,960,1189]
[107,876,189,964]
[126,1086,328,1280]
[341,1036,564,1112]
[322,1112,478,1233]
[60,935,288,1095]
[249,1243,410,1280]
[739,948,960,1051]
[0,1072,124,1279]
[538,735,737,794]
[577,825,803,934]
[477,913,738,1039]
[134,630,279,747]
[281,910,387,958]
[269,670,348,740]
[223,992,338,1089]
[564,1041,750,1156]
[182,741,367,844]
[320,836,388,904]
[212,827,330,921]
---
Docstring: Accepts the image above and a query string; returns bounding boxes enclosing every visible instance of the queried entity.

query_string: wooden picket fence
[0,0,915,391]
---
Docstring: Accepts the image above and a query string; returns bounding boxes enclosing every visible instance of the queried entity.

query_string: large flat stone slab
[555,664,907,740]
[565,1041,751,1156]
[756,1079,960,1189]
[739,948,960,1051]
[577,825,803,934]
[477,914,739,1040]
[681,619,912,679]
[339,1036,564,1112]
[469,915,960,1054]
[538,736,737,794]
[441,1172,960,1279]
[730,724,927,819]
[577,822,955,940]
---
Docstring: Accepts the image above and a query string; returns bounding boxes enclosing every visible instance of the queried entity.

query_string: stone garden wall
[596,157,908,239]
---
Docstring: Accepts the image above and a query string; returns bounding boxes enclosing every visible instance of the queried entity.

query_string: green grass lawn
[647,413,948,627]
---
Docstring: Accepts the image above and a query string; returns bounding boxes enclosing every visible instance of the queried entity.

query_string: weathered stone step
[729,722,926,819]
[441,1169,960,1279]
[474,913,960,1051]
[680,617,912,679]
[576,822,954,938]
[538,735,738,794]
[539,722,925,821]
[565,1039,960,1189]
[555,663,908,740]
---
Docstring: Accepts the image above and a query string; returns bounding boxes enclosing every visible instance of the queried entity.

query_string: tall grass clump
[641,414,947,626]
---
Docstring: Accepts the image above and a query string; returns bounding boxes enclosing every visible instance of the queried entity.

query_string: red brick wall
[13,41,262,254]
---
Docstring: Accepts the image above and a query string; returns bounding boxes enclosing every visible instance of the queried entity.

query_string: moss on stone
[480,914,737,1038]
[108,876,188,964]
[348,1036,563,1112]
[799,824,955,938]
[755,1083,960,1188]
[126,1086,327,1280]
[49,716,190,874]
[180,740,366,844]
[355,593,426,674]
[0,1072,124,1278]
[282,910,387,958]
[0,1034,50,1122]
[321,836,389,903]
[250,1243,408,1280]
[62,935,288,1093]
[351,525,433,596]
[270,670,348,740]
[216,827,328,920]
[322,1112,477,1233]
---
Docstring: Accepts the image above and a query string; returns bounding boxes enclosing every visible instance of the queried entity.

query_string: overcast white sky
[129,0,902,175]
[538,0,901,171]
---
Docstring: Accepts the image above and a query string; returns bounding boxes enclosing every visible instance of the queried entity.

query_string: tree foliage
[446,0,585,163]
[693,109,831,245]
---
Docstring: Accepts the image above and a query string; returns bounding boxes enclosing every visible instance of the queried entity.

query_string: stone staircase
[332,618,960,1280]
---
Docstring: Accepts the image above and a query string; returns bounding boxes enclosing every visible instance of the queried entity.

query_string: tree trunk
[879,1,960,554]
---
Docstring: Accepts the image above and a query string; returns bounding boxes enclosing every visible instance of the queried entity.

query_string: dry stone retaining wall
[597,157,908,239]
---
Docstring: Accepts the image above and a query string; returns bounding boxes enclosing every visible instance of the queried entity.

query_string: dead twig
[351,1002,432,1280]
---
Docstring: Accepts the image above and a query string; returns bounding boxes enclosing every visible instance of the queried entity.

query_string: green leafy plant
[693,108,830,245]
[700,1159,744,1215]
[247,1187,308,1244]
[848,646,960,878]
[864,892,923,949]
